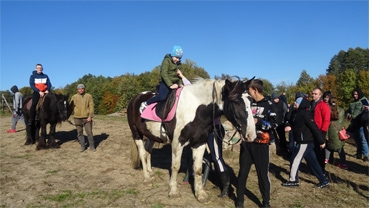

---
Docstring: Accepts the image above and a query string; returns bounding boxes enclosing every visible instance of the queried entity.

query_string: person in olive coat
[324,97,348,169]
[140,46,184,113]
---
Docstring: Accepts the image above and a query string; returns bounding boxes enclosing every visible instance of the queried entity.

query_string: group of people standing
[5,46,369,208]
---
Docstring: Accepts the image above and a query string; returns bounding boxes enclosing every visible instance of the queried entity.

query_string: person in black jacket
[236,79,277,208]
[282,96,329,189]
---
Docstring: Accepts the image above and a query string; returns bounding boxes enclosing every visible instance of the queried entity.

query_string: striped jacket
[29,71,52,92]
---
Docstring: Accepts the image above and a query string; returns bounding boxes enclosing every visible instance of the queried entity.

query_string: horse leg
[168,143,185,198]
[48,123,60,149]
[193,144,208,203]
[135,139,152,184]
[144,138,155,176]
[36,124,47,150]
[24,125,35,145]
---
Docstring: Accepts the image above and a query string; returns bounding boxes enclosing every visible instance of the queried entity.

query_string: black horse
[23,93,71,150]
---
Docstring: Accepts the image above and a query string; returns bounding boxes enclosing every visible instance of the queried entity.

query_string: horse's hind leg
[24,125,35,145]
[135,139,153,184]
[144,138,155,176]
[36,125,47,150]
[47,123,60,149]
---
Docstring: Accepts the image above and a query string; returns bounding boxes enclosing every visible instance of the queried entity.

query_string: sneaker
[282,181,299,187]
[363,156,369,162]
[324,159,329,164]
[80,147,86,152]
[6,129,16,133]
[317,181,329,189]
[90,147,96,152]
[139,102,147,113]
[337,164,348,170]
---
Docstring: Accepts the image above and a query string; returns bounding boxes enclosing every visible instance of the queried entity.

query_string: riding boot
[218,170,230,198]
[79,135,85,152]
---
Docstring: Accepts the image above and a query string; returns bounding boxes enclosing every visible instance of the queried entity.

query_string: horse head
[55,93,70,122]
[222,78,256,142]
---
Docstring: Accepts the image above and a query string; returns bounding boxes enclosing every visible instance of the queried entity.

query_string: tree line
[1,47,368,114]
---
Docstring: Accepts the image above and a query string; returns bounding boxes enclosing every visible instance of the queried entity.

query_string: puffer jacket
[289,98,325,145]
[327,107,345,150]
[160,54,183,87]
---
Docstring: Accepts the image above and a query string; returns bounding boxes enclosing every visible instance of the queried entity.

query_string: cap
[77,84,85,89]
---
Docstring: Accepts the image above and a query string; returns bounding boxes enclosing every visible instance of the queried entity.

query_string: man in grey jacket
[7,85,26,133]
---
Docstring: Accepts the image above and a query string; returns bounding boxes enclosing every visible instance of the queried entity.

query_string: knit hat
[295,97,303,106]
[77,84,85,89]
[171,46,183,58]
[271,92,279,99]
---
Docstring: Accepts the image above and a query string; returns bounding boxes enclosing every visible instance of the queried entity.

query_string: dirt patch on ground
[0,115,368,208]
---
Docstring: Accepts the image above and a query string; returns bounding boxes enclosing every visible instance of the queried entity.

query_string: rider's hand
[170,84,179,89]
[39,91,45,97]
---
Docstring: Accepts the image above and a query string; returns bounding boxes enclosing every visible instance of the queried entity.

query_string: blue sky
[1,1,368,91]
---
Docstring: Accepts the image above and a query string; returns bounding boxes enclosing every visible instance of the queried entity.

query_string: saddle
[25,95,46,120]
[141,88,183,122]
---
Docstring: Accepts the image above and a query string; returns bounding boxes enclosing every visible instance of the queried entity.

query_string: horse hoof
[168,189,180,198]
[196,190,209,203]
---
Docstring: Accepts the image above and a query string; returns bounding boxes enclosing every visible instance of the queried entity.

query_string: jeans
[355,127,369,157]
[146,82,171,105]
[11,111,26,129]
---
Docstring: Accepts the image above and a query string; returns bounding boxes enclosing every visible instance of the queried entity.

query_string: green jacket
[327,107,345,151]
[346,97,368,119]
[70,93,94,119]
[160,54,183,87]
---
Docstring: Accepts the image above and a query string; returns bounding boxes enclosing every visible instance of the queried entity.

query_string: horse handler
[69,84,95,152]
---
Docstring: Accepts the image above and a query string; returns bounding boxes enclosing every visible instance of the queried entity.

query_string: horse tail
[131,140,141,169]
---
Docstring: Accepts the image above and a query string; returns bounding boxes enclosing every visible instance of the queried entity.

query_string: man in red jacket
[310,88,331,174]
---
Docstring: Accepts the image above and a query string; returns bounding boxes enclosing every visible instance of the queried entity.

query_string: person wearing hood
[282,96,329,189]
[345,88,369,161]
[28,63,52,125]
[69,84,95,152]
[140,46,184,113]
[271,91,288,156]
[236,79,277,208]
[6,85,26,133]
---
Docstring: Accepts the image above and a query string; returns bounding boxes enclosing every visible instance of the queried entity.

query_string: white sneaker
[139,102,147,113]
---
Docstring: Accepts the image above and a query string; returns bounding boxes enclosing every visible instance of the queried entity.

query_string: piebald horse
[127,78,256,203]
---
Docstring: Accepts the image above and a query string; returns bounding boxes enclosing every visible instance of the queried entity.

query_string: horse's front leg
[135,139,152,184]
[36,124,47,150]
[192,144,208,203]
[48,123,60,149]
[168,142,184,198]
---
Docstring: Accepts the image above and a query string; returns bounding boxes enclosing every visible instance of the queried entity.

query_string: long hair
[329,97,339,121]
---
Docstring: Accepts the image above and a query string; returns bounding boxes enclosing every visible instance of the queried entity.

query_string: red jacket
[313,100,331,133]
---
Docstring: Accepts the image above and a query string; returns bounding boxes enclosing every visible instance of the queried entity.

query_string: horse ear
[244,76,255,89]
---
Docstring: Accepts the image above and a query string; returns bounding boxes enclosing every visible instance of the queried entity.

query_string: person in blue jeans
[283,96,329,189]
[346,88,369,161]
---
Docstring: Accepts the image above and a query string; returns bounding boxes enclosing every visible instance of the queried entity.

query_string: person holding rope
[69,84,95,152]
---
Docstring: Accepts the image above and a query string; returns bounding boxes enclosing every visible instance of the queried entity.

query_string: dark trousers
[29,92,40,121]
[236,142,270,205]
[314,132,327,173]
[146,82,171,105]
[290,142,327,183]
[207,132,228,173]
[276,124,287,151]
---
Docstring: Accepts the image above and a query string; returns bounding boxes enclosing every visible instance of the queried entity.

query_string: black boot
[218,170,230,198]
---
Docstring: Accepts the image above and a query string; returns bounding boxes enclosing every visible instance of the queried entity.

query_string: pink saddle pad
[141,88,183,122]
